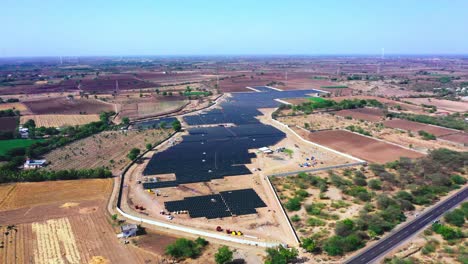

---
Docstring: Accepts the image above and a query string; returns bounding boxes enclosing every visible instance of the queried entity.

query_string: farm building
[24,158,47,169]
[120,224,138,238]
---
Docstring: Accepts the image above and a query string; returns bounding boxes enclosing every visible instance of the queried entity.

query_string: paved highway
[346,186,468,264]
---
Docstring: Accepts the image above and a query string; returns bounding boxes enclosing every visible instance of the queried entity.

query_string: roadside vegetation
[272,148,467,259]
[384,202,467,264]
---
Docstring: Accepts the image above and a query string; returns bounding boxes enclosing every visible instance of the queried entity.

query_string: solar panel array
[164,188,267,219]
[142,87,323,188]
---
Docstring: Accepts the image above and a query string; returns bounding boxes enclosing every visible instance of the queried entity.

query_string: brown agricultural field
[439,132,468,145]
[24,97,115,115]
[0,117,18,132]
[45,129,172,174]
[403,97,468,113]
[333,108,385,122]
[20,114,100,127]
[0,179,160,264]
[383,119,457,137]
[296,129,423,163]
[0,102,30,113]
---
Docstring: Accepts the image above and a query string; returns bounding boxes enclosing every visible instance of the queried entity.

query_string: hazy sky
[2,0,468,56]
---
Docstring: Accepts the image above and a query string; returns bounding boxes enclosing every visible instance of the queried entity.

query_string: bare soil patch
[24,97,114,115]
[0,116,18,132]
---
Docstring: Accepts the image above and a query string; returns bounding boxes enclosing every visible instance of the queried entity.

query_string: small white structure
[24,158,47,169]
[120,224,138,238]
[19,127,29,139]
[258,147,273,154]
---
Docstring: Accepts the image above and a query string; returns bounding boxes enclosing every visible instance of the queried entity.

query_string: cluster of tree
[387,112,468,131]
[292,99,383,114]
[0,167,111,184]
[0,109,20,117]
[0,111,116,182]
[165,237,208,260]
[0,98,19,103]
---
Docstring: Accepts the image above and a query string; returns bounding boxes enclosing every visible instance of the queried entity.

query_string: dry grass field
[45,129,172,174]
[0,179,161,264]
[0,179,112,211]
[20,114,100,127]
[0,102,29,113]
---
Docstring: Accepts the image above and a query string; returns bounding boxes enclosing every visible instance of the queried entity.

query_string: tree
[23,119,36,129]
[127,148,140,161]
[172,120,182,132]
[121,117,130,125]
[146,143,152,151]
[265,246,298,264]
[214,246,233,264]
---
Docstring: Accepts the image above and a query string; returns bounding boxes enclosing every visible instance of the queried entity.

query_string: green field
[0,139,44,156]
[184,91,210,96]
[320,85,348,89]
[308,97,327,103]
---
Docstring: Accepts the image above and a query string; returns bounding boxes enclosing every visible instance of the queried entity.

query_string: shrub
[444,209,465,227]
[165,237,208,259]
[285,197,302,211]
[307,217,325,227]
[368,179,382,190]
[265,246,298,264]
[432,223,463,240]
[301,237,317,253]
[335,219,355,237]
[214,246,233,264]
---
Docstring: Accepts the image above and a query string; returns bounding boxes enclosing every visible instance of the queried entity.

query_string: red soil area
[333,108,385,122]
[24,97,114,115]
[439,133,468,145]
[303,129,423,163]
[0,117,18,132]
[383,119,457,137]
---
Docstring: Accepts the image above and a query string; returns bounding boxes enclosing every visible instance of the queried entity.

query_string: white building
[24,158,47,169]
